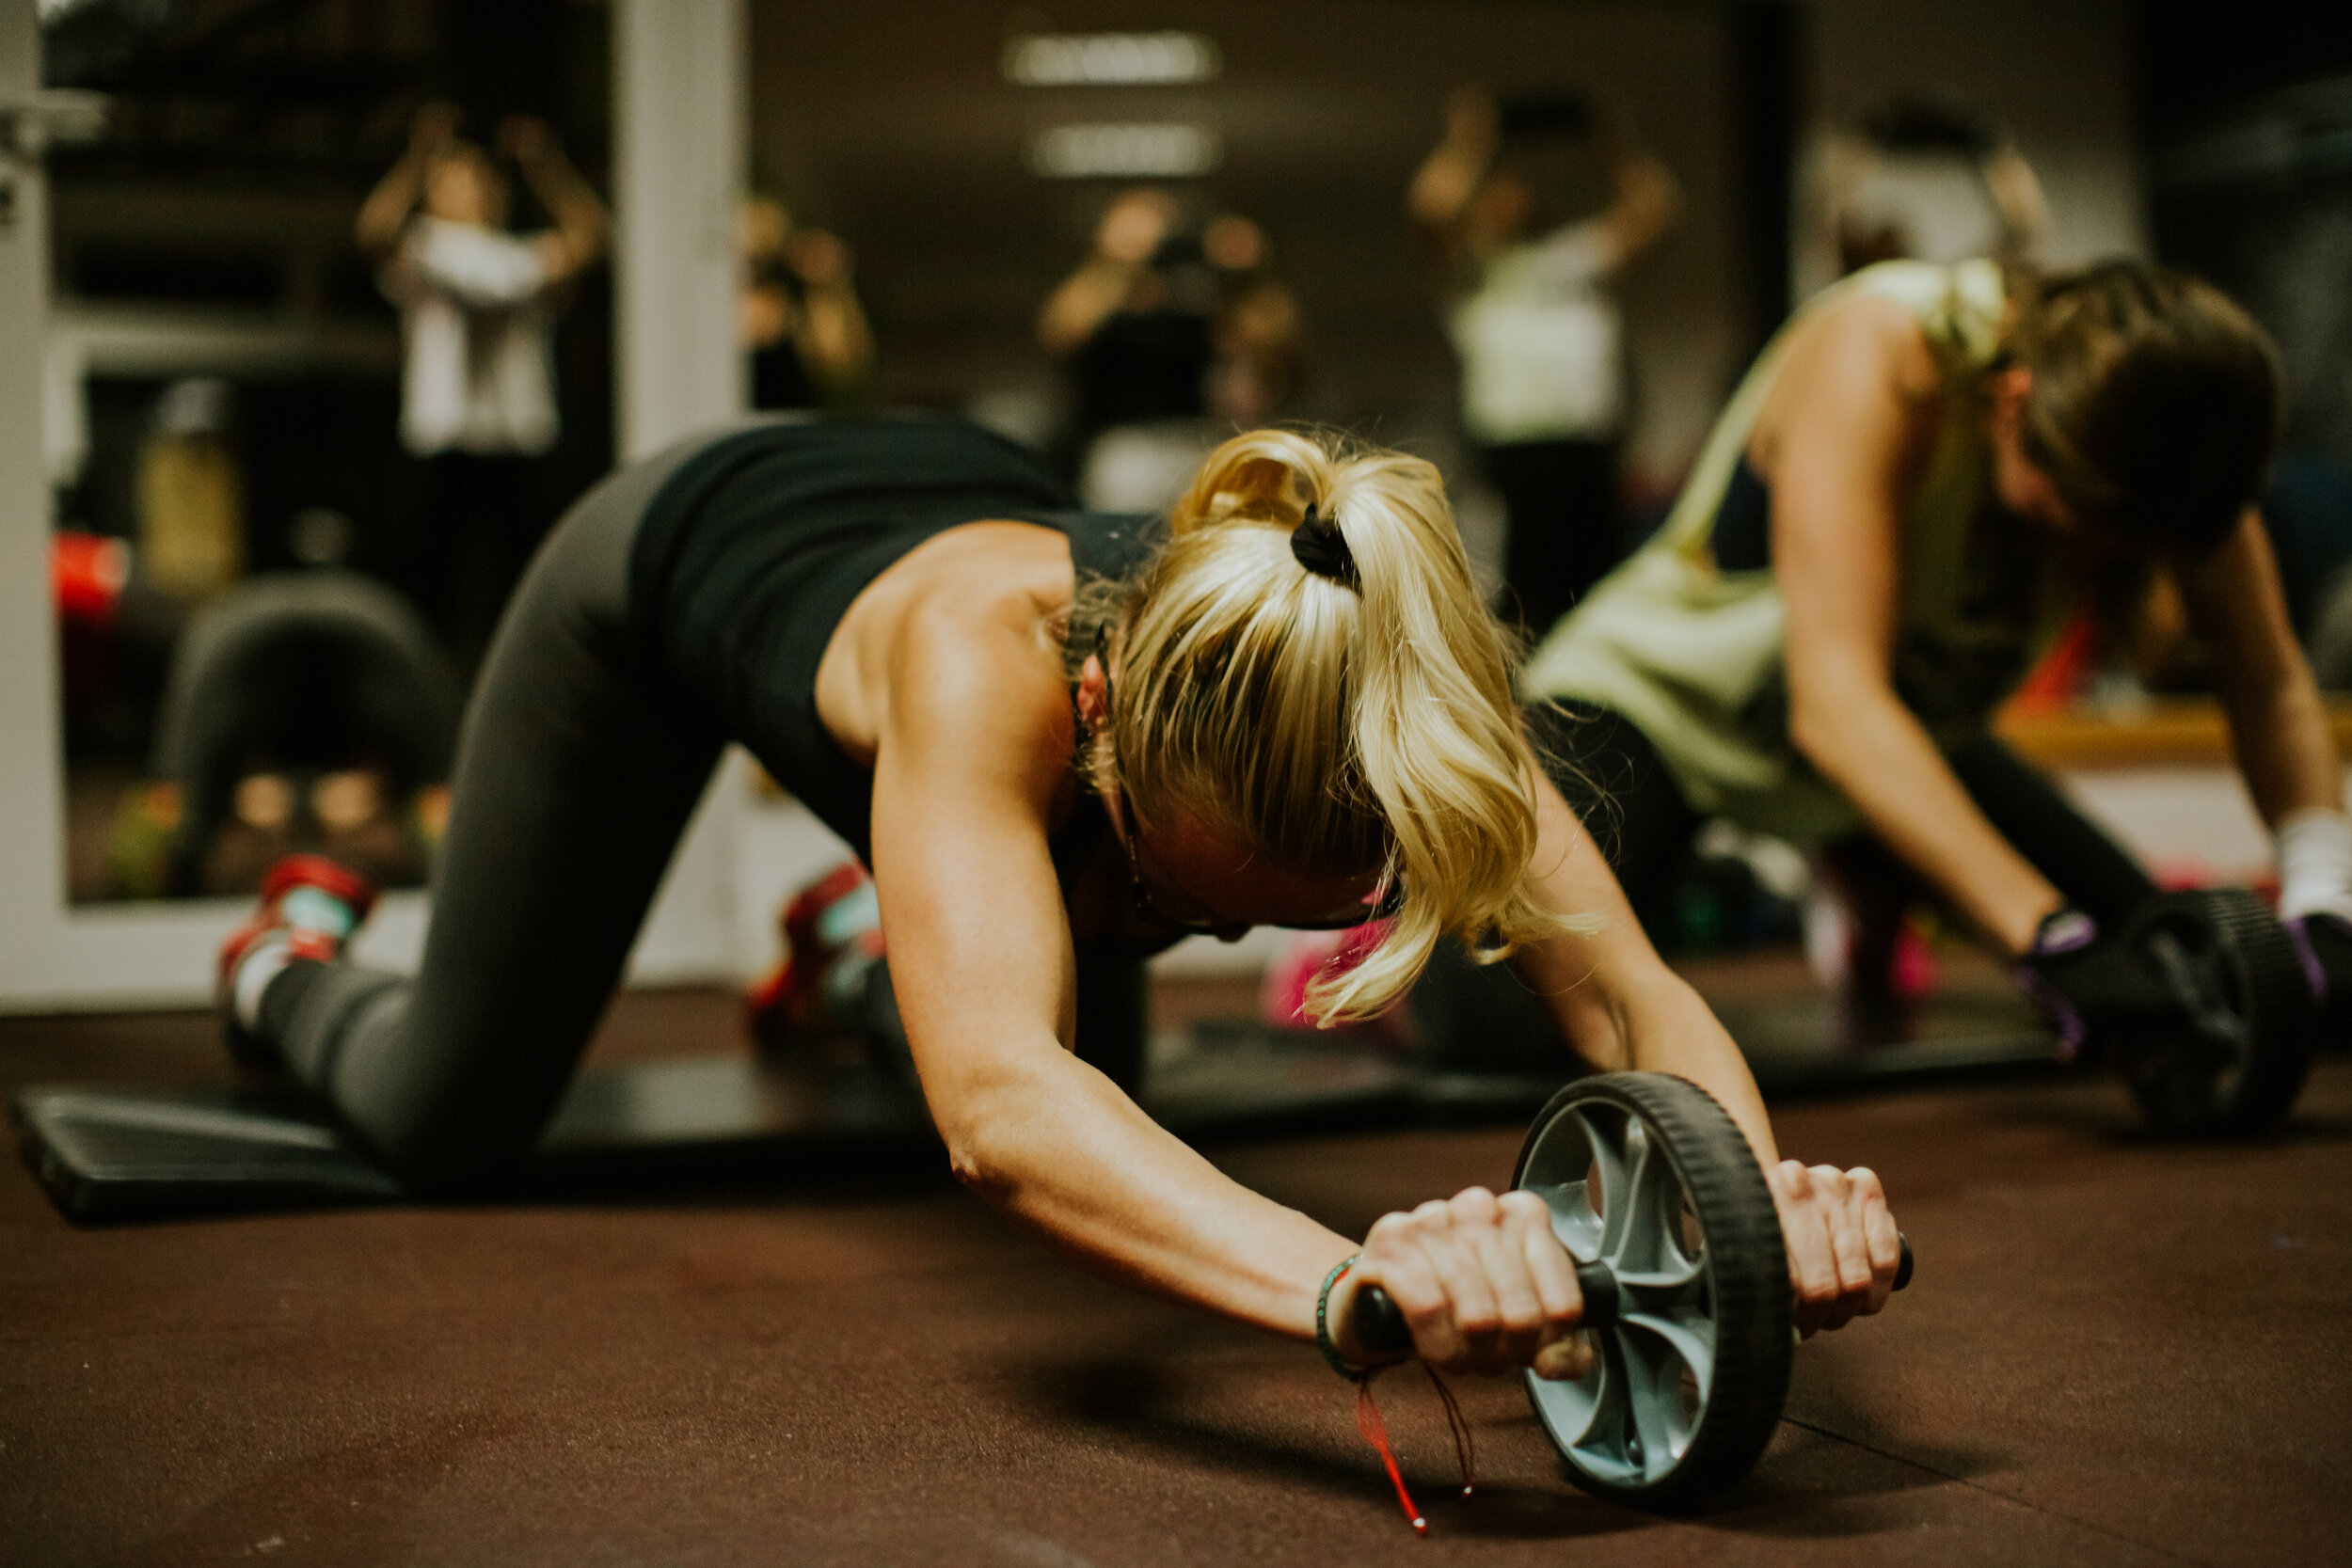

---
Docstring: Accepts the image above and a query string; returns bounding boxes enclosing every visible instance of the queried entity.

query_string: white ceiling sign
[1002,31,1219,87]
[1028,121,1220,180]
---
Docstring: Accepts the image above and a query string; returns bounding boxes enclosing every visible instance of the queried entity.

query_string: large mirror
[40,0,613,905]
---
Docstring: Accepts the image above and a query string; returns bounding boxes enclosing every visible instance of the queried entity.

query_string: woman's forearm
[1793,679,2061,954]
[1407,88,1498,230]
[1544,957,1778,1165]
[355,154,425,256]
[1597,147,1683,261]
[797,287,875,390]
[520,150,609,273]
[1621,972,1777,1164]
[2183,511,2344,826]
[939,1039,1356,1340]
[1513,768,1777,1164]
[2221,672,2343,825]
[1407,141,1487,230]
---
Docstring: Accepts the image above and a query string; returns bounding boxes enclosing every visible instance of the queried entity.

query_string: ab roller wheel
[2117,888,2318,1137]
[1353,1072,1912,1513]
[1510,1074,1820,1511]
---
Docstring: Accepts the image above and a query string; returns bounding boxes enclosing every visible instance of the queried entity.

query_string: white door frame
[607,0,753,984]
[0,0,749,1010]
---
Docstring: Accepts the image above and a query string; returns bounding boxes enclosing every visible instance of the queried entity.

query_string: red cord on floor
[1422,1362,1477,1498]
[1354,1375,1424,1533]
[1352,1366,1476,1534]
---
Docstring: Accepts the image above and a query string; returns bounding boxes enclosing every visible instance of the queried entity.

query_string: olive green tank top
[1519,259,2063,845]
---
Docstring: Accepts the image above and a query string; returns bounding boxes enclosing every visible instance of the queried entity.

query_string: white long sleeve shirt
[1451,217,1628,446]
[382,216,561,457]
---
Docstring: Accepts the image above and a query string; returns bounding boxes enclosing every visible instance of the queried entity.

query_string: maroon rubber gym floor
[5,988,2347,1567]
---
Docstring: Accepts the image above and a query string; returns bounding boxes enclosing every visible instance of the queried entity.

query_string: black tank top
[628,416,1162,867]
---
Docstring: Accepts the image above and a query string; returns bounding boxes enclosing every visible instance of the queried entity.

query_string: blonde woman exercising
[216,417,1902,1379]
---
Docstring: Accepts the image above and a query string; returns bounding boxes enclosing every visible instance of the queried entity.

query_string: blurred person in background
[1200,212,1304,432]
[1510,255,2352,1032]
[1038,189,1302,512]
[741,194,876,412]
[1410,87,1682,638]
[136,377,245,608]
[358,103,610,678]
[1809,93,2048,285]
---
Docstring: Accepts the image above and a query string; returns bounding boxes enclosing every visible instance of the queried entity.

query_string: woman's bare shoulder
[1784,291,1944,402]
[1753,292,1944,469]
[862,524,1077,792]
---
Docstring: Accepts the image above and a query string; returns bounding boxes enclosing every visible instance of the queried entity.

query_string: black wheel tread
[2123,888,2316,1135]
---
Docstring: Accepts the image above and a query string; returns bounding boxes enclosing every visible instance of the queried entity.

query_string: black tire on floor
[151,572,459,896]
[2120,888,2317,1136]
[1510,1072,1792,1513]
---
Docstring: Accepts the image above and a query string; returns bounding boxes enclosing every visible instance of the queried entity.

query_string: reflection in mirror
[41,0,612,903]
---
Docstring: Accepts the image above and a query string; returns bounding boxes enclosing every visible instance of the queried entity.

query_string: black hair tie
[1290,501,1359,588]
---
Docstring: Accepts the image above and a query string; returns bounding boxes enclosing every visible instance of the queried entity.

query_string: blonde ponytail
[1098,427,1585,1024]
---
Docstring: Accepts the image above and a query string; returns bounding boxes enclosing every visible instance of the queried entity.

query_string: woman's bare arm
[2176,510,2344,824]
[1508,755,1903,1331]
[1510,759,1776,1162]
[1036,260,1144,356]
[783,230,876,395]
[500,117,609,284]
[1768,297,2064,955]
[1585,117,1682,269]
[1037,191,1171,356]
[867,610,1355,1340]
[356,104,457,257]
[1406,87,1499,243]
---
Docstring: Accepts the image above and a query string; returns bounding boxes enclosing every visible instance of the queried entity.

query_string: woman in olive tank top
[1519,258,2352,1022]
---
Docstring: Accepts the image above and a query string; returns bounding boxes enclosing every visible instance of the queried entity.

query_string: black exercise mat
[15,1085,406,1222]
[13,1030,1426,1223]
[16,988,2062,1224]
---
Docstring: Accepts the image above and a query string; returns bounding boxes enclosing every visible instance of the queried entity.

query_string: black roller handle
[1351,1235,1913,1358]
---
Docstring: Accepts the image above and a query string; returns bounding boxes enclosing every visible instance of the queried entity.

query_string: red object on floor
[1889,915,1940,1002]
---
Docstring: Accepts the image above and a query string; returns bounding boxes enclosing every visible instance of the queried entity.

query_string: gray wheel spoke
[1617,1264,1705,1315]
[1534,1179,1603,1261]
[1522,1102,1610,1260]
[1580,1107,1641,1264]
[1614,1319,1705,1471]
[1610,1131,1692,1283]
[1622,1308,1714,1401]
[1565,1318,1645,1483]
[1525,1357,1608,1479]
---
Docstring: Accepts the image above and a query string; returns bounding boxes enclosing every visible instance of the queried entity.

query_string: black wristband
[1316,1255,1372,1381]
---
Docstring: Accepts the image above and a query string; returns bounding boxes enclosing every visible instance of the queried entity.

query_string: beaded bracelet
[1316,1253,1371,1381]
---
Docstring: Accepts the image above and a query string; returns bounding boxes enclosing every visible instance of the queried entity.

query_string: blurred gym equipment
[149,573,458,897]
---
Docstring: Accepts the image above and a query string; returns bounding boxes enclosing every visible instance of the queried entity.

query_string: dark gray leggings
[1523,703,2158,928]
[259,436,728,1195]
